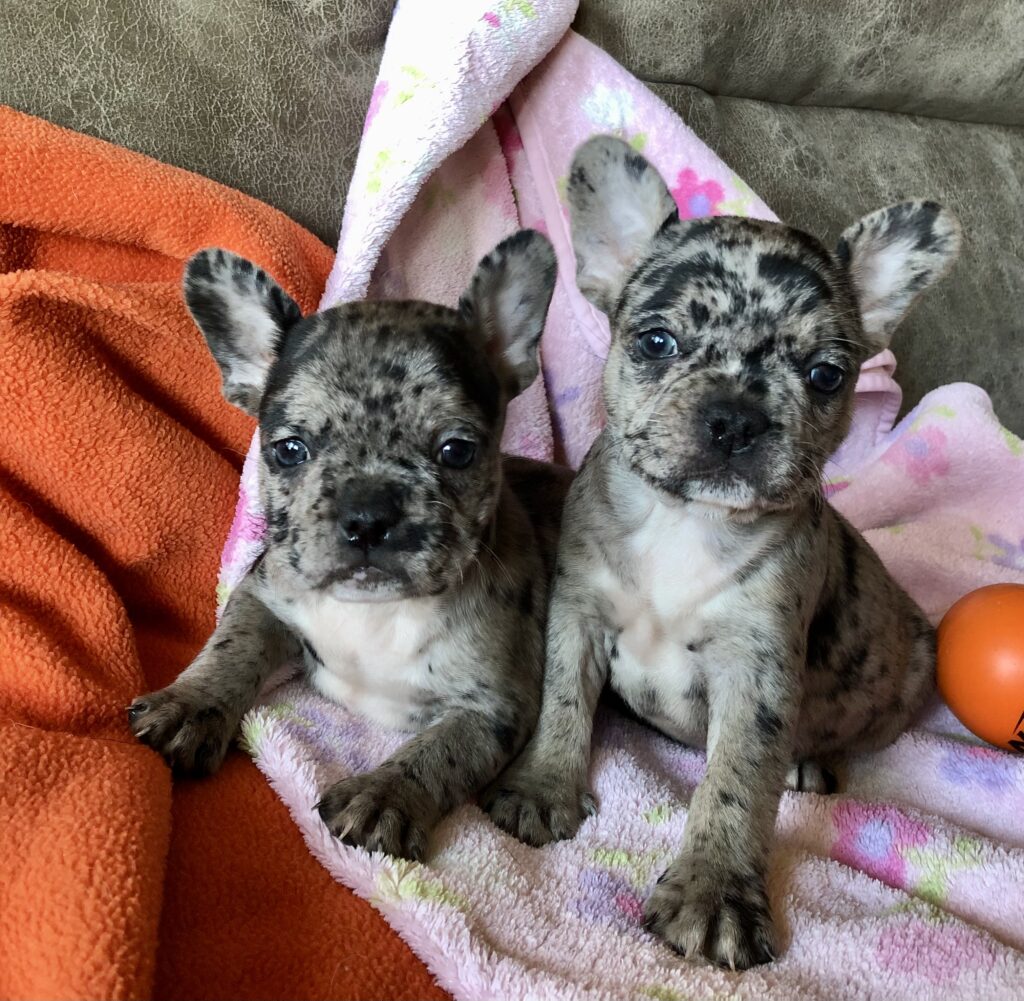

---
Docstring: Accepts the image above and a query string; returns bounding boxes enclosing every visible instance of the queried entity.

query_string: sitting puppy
[485,136,960,968]
[129,230,568,861]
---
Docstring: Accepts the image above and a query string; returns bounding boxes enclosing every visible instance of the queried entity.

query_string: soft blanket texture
[221,8,1024,1000]
[0,106,445,1001]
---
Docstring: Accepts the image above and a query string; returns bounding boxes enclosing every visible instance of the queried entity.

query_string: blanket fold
[1,107,446,1001]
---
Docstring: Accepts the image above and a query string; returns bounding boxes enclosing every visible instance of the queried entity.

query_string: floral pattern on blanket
[243,683,1024,1001]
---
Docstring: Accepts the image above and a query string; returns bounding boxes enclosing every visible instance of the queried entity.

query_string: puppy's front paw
[644,860,777,970]
[483,769,596,846]
[317,769,434,861]
[127,685,237,776]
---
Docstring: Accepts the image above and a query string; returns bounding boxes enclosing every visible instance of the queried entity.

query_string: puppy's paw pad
[483,774,594,847]
[317,770,431,861]
[127,686,235,776]
[644,865,777,970]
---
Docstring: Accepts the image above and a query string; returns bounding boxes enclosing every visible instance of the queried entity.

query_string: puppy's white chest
[600,506,733,647]
[280,592,442,731]
[596,500,749,740]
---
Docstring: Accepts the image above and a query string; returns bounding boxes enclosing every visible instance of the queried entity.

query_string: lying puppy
[129,230,568,861]
[486,136,960,968]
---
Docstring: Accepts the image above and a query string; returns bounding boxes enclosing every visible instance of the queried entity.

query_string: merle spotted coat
[485,136,961,969]
[128,230,568,861]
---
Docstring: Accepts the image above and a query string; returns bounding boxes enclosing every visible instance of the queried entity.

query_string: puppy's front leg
[128,575,298,774]
[318,701,530,861]
[645,650,798,970]
[484,586,607,845]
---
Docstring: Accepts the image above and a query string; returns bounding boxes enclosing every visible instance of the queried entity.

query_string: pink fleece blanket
[222,5,1024,999]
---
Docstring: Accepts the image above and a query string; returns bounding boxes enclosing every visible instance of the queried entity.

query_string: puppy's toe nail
[581,792,598,816]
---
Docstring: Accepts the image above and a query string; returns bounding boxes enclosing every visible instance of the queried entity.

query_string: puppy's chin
[313,555,475,602]
[635,459,798,519]
[312,565,412,602]
[633,458,758,511]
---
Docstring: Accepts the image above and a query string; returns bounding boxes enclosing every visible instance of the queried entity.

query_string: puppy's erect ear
[836,200,961,350]
[459,229,557,397]
[183,248,303,416]
[567,135,678,314]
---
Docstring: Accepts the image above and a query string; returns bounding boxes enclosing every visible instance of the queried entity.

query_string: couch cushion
[575,0,1024,126]
[576,1,1024,433]
[0,0,392,244]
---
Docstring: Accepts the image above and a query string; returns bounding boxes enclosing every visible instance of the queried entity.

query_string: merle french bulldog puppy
[129,230,569,862]
[485,136,960,968]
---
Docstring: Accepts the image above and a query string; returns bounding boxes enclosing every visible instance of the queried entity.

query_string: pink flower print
[831,801,930,889]
[881,425,949,485]
[671,168,725,220]
[575,867,645,932]
[482,11,501,28]
[362,81,389,135]
[876,915,996,986]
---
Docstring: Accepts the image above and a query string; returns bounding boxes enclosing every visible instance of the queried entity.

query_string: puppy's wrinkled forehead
[262,301,502,436]
[619,217,848,354]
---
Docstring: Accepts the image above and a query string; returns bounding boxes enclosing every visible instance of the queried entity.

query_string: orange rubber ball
[937,583,1024,753]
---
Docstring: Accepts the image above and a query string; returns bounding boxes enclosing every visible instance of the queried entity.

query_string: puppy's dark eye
[807,363,845,394]
[636,329,679,360]
[437,438,476,469]
[273,437,310,467]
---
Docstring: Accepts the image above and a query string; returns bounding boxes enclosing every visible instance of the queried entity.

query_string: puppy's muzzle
[700,398,769,459]
[338,479,404,555]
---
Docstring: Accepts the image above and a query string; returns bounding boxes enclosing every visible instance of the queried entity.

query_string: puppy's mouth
[313,563,409,600]
[633,458,788,515]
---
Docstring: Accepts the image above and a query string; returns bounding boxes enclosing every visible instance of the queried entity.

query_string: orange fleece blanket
[0,106,447,1001]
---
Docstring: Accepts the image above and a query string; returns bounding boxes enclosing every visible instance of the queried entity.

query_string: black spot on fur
[492,717,519,753]
[689,300,710,328]
[623,151,648,180]
[806,592,838,672]
[755,702,783,739]
[638,253,725,316]
[757,253,831,313]
[569,165,595,194]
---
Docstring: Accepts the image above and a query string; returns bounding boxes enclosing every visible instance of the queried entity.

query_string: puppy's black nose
[701,400,770,457]
[338,481,403,550]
